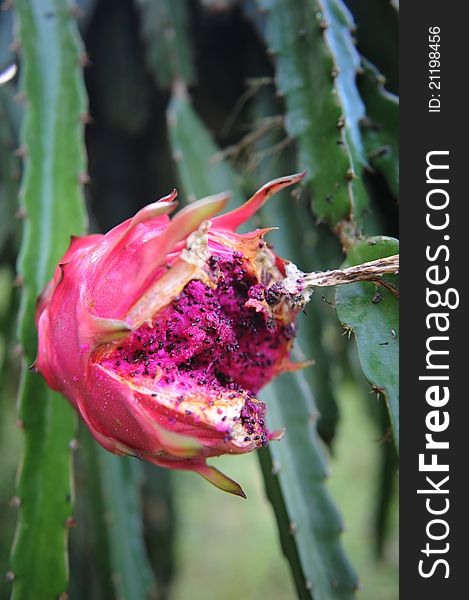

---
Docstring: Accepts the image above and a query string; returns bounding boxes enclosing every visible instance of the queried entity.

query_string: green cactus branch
[96,450,156,600]
[260,369,359,600]
[358,59,399,198]
[335,237,399,450]
[9,1,88,598]
[136,0,195,90]
[70,428,157,600]
[167,83,244,208]
[255,0,369,244]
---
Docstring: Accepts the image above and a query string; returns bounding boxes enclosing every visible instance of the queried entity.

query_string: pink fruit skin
[35,173,305,496]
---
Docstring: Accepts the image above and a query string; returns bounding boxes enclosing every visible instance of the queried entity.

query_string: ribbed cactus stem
[9,2,88,598]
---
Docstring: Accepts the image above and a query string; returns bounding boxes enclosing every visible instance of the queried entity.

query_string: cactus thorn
[289,521,298,535]
[13,274,24,287]
[337,116,345,129]
[10,495,21,507]
[172,150,183,163]
[80,111,93,125]
[65,517,76,529]
[346,168,355,181]
[8,39,21,52]
[341,324,354,338]
[68,438,80,451]
[15,207,27,219]
[78,171,91,185]
[305,580,313,591]
[369,145,390,160]
[78,52,90,67]
[13,92,26,104]
[13,343,23,357]
[271,459,281,475]
[58,593,69,600]
[331,67,339,78]
[15,419,24,429]
[5,570,15,582]
[14,145,27,157]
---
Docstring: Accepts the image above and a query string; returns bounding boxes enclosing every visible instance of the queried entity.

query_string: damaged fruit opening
[96,251,296,447]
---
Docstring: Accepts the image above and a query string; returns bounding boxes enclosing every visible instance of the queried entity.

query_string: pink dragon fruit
[35,173,305,497]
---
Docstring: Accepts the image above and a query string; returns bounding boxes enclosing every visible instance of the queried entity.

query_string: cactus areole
[35,173,306,497]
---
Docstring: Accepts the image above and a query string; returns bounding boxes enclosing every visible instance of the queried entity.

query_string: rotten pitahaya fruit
[35,173,306,497]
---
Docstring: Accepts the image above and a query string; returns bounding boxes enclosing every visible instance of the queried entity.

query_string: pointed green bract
[90,1,151,135]
[10,2,87,597]
[0,85,21,255]
[260,368,358,600]
[335,237,399,449]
